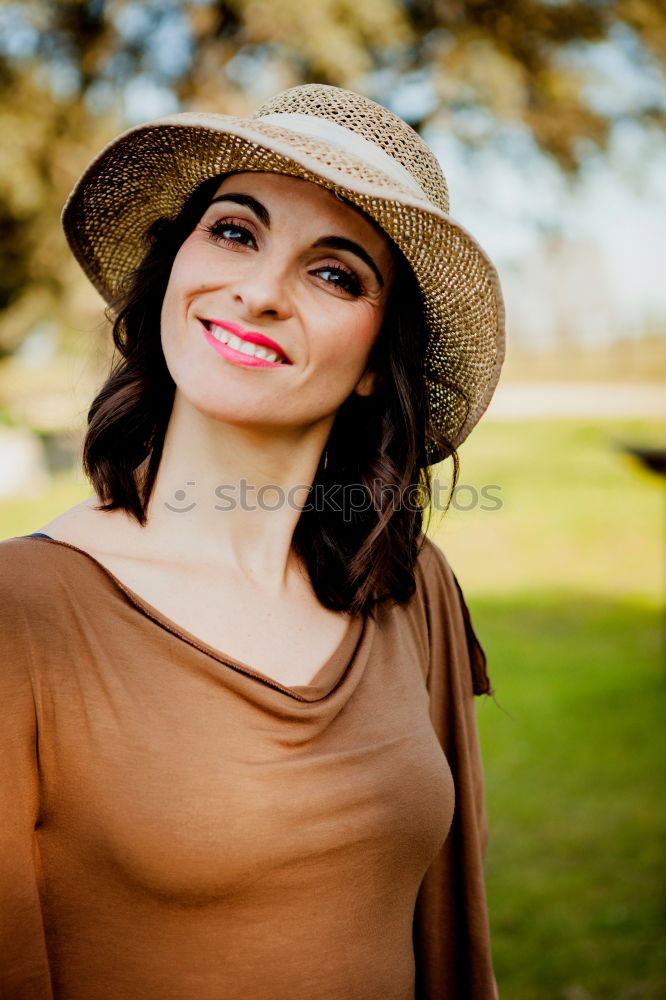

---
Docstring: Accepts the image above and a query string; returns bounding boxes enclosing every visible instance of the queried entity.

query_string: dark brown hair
[83,176,464,616]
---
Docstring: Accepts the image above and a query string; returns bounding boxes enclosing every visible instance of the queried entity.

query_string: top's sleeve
[412,537,499,1000]
[0,544,53,999]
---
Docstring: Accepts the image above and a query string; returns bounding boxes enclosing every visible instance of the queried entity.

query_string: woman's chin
[171,381,338,438]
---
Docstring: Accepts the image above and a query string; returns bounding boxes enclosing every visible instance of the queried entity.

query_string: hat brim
[62,113,505,460]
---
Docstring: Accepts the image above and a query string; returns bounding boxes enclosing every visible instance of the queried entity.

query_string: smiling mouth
[200,320,291,365]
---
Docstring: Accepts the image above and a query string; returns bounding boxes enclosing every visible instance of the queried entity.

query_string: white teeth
[206,323,284,363]
[255,347,280,362]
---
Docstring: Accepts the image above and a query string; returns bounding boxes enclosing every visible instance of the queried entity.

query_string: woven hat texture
[62,84,505,461]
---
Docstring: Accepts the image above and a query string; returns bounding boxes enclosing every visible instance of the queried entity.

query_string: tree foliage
[1,0,664,352]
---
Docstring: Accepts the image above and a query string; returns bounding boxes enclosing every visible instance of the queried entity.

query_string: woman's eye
[314,266,362,297]
[205,219,256,247]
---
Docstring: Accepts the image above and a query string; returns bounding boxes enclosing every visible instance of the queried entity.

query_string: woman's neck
[142,392,332,587]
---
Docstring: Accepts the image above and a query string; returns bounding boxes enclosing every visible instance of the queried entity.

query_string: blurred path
[487,381,666,419]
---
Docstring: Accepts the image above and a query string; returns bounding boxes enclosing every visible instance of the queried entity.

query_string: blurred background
[1,1,664,996]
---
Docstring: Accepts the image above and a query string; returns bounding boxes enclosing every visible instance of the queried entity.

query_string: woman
[1,85,504,999]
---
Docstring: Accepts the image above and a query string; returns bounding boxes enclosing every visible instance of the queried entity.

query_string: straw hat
[62,84,505,462]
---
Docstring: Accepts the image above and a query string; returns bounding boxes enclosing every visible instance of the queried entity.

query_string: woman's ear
[354,325,386,397]
[353,367,378,397]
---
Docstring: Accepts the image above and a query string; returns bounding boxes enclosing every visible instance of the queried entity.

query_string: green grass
[428,418,665,600]
[474,591,664,999]
[1,416,664,997]
[427,417,666,998]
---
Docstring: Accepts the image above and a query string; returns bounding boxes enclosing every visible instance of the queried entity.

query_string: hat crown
[254,84,449,213]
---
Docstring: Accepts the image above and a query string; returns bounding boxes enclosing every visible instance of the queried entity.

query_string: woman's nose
[231,254,293,320]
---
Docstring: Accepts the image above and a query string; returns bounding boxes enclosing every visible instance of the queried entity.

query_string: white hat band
[259,112,427,199]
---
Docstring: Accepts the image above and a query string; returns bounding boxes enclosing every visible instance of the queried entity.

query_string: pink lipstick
[200,319,290,368]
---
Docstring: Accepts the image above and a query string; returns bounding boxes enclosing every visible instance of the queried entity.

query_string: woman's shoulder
[0,534,77,617]
[413,534,492,697]
[415,532,449,569]
[0,529,123,686]
[413,533,459,603]
[0,497,130,581]
[0,497,108,604]
[0,533,57,584]
[0,536,65,692]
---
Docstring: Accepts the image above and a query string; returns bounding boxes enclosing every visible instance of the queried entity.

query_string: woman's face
[160,172,394,438]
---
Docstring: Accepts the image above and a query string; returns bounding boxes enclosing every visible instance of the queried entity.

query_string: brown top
[0,533,497,1000]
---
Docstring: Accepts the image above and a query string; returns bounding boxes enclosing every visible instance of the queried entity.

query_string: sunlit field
[1,416,664,998]
[429,417,664,601]
[432,417,665,999]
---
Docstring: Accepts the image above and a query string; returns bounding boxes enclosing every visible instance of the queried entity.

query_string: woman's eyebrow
[204,199,384,288]
[208,193,271,228]
[313,236,385,288]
